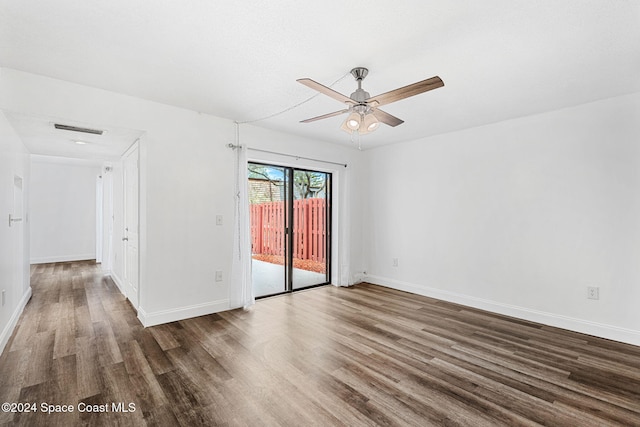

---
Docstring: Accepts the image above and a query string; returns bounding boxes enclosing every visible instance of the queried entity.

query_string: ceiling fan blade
[300,109,349,123]
[372,108,404,127]
[297,78,356,105]
[367,76,444,107]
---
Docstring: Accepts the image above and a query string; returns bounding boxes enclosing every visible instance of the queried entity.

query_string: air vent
[54,123,104,135]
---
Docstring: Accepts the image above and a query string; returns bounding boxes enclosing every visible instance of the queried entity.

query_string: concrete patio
[252,259,327,297]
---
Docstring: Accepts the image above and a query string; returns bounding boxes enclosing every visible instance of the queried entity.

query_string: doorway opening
[248,162,331,298]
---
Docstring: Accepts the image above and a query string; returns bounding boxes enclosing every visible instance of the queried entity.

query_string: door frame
[96,175,103,263]
[11,175,25,294]
[122,141,140,310]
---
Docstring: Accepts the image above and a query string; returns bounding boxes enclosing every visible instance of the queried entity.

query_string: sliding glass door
[248,163,331,298]
[248,164,288,297]
[291,169,330,290]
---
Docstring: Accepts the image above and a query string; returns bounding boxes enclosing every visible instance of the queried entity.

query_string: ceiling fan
[297,67,444,135]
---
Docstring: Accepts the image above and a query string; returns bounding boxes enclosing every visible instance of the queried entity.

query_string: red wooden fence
[250,198,326,263]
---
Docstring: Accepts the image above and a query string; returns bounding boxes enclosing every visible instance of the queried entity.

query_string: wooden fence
[250,198,326,263]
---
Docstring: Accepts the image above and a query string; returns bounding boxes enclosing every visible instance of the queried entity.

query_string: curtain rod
[227,144,347,168]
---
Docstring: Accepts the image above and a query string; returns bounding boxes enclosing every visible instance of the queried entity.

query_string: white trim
[108,271,126,295]
[121,139,141,311]
[95,174,103,263]
[137,299,230,327]
[121,139,140,159]
[30,254,96,264]
[365,275,640,347]
[0,287,32,355]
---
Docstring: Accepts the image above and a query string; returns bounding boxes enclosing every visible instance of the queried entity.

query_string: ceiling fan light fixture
[363,113,379,132]
[340,118,354,134]
[345,112,361,130]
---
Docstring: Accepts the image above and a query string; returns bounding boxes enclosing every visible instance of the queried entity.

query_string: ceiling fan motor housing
[353,104,370,115]
[350,90,370,104]
[350,67,369,81]
[349,67,370,104]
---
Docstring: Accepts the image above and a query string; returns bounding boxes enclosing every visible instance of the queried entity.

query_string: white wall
[0,68,365,327]
[0,109,31,355]
[363,92,640,346]
[30,156,102,263]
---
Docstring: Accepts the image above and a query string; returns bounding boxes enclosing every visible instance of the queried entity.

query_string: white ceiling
[3,112,144,161]
[1,0,639,158]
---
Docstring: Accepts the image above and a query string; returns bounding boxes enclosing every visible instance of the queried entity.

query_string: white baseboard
[365,275,640,347]
[0,287,32,355]
[30,254,96,264]
[108,271,125,295]
[137,299,230,327]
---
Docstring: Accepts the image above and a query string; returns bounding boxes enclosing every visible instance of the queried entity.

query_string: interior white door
[95,175,103,263]
[12,175,24,291]
[123,146,139,309]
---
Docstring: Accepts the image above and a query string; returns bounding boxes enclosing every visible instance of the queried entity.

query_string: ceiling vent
[54,123,104,135]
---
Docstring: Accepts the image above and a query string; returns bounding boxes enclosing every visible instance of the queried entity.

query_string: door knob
[8,214,22,227]
[122,237,129,241]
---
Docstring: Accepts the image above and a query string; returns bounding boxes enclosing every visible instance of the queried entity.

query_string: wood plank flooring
[1,261,639,426]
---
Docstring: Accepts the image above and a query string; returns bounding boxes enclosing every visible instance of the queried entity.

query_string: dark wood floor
[1,261,639,426]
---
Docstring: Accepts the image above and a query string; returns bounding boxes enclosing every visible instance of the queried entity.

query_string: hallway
[0,261,151,425]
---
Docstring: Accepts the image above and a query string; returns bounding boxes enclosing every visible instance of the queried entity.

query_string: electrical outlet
[215,270,223,282]
[392,258,399,267]
[216,215,223,226]
[587,286,599,300]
